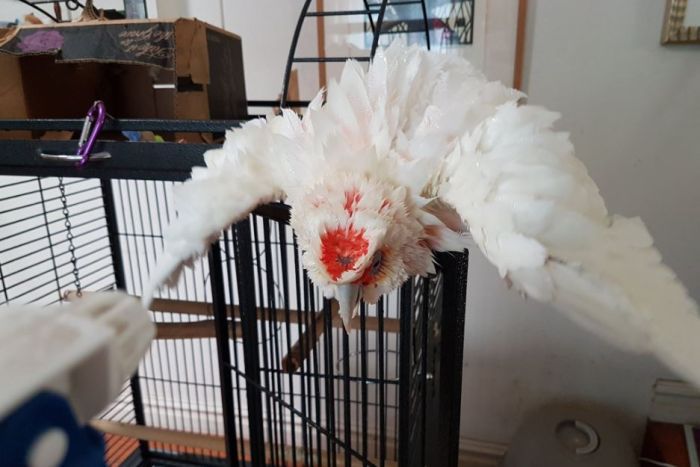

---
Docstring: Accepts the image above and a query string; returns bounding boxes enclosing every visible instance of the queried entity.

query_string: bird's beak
[335,284,361,332]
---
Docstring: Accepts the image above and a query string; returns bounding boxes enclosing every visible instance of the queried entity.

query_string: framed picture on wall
[662,0,700,44]
[359,0,523,88]
[364,0,475,49]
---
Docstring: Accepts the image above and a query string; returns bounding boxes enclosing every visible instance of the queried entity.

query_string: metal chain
[58,177,81,297]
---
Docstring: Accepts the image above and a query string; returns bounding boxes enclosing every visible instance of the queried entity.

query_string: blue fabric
[121,131,141,142]
[0,391,105,467]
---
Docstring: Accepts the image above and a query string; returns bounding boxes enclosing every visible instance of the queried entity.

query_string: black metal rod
[420,277,431,467]
[100,178,150,460]
[0,119,244,133]
[307,9,371,16]
[277,221,298,467]
[16,0,59,22]
[208,244,240,467]
[247,100,311,108]
[282,0,313,107]
[371,0,389,58]
[363,0,376,33]
[293,56,371,63]
[420,0,432,50]
[434,251,469,467]
[322,296,336,466]
[291,235,311,466]
[264,218,287,466]
[305,271,323,467]
[250,218,276,465]
[36,178,63,303]
[223,230,248,463]
[380,0,422,4]
[0,140,212,182]
[0,246,8,304]
[397,280,413,467]
[342,329,352,466]
[359,305,369,464]
[378,297,386,467]
[232,220,266,466]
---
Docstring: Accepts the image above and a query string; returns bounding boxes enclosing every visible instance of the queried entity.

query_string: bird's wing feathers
[308,43,518,195]
[142,116,302,305]
[144,42,700,385]
[439,100,700,385]
[369,43,523,195]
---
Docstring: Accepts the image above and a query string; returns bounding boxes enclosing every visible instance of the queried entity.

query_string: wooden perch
[91,419,225,452]
[64,291,398,332]
[91,419,396,466]
[282,311,327,373]
[281,309,401,373]
[65,291,399,371]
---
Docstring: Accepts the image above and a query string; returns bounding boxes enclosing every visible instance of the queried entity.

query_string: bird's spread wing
[439,101,700,386]
[143,116,302,305]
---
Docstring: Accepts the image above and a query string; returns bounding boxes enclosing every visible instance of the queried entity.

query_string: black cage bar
[0,113,467,467]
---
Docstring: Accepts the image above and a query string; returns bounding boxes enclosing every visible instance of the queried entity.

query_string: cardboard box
[0,19,247,125]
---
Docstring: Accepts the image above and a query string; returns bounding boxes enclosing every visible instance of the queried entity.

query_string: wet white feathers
[146,43,700,386]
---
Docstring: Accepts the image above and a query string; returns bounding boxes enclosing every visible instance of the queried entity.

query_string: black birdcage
[0,130,468,466]
[0,2,468,466]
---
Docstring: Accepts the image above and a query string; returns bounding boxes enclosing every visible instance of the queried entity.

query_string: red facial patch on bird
[320,226,369,281]
[344,190,362,215]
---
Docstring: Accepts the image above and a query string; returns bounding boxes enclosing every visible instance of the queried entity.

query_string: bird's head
[291,173,434,328]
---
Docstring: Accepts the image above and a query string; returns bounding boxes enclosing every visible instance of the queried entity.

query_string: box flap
[174,19,209,85]
[0,20,177,70]
[0,54,27,118]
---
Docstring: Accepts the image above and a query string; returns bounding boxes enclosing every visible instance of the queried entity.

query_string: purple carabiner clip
[38,100,111,166]
[75,100,107,167]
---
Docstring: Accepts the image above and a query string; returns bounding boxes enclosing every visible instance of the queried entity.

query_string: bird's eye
[355,250,385,286]
[370,251,383,275]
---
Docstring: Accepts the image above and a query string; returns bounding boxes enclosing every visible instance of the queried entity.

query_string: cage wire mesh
[0,176,114,305]
[0,170,466,466]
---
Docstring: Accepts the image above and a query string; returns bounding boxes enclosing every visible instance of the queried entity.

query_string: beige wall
[459,0,700,446]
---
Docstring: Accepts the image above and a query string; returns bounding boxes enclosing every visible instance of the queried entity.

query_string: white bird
[144,43,700,386]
